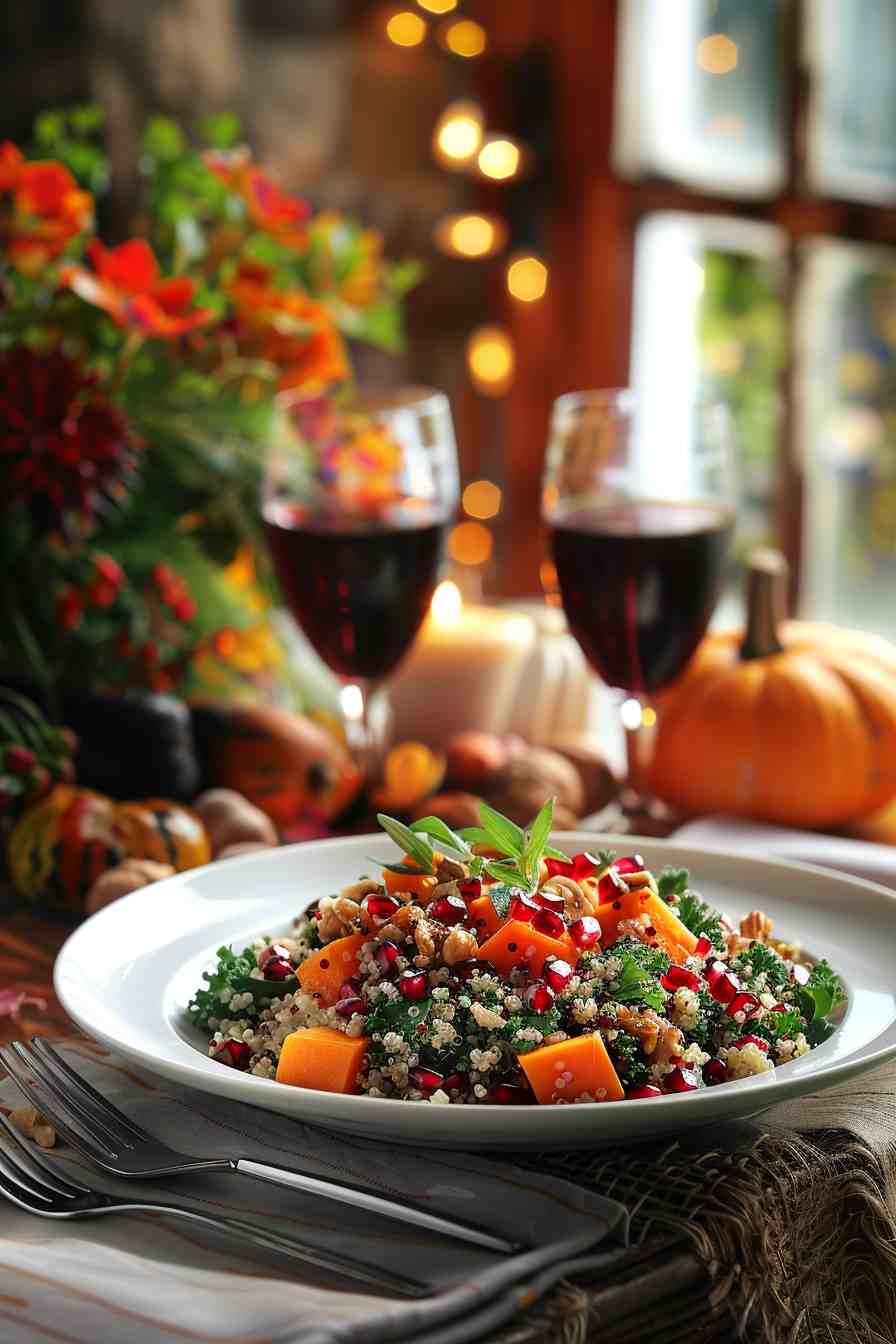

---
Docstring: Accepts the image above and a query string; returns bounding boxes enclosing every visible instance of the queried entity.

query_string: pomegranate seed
[452,958,493,981]
[543,958,574,991]
[258,943,290,970]
[727,991,760,1018]
[430,894,467,926]
[544,857,572,879]
[664,1066,700,1093]
[525,982,555,1013]
[791,963,810,986]
[263,956,295,981]
[770,1003,787,1013]
[545,853,599,880]
[626,1084,663,1099]
[703,1058,728,1086]
[334,995,365,1018]
[509,893,540,923]
[569,915,601,949]
[596,1014,616,1029]
[488,1083,529,1104]
[532,908,566,939]
[215,1040,251,1070]
[411,1067,444,1091]
[706,960,740,1005]
[365,893,401,923]
[457,879,481,902]
[442,1071,467,1092]
[533,889,566,915]
[399,970,428,1000]
[694,935,713,958]
[732,1034,768,1052]
[597,867,628,902]
[660,964,701,992]
[614,854,645,875]
[339,977,361,998]
[375,941,401,977]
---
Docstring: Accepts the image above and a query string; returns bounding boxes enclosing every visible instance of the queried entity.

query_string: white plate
[55,833,896,1149]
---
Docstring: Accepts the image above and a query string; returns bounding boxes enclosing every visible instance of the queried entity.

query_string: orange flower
[227,260,348,391]
[205,150,309,251]
[0,151,93,274]
[61,239,213,338]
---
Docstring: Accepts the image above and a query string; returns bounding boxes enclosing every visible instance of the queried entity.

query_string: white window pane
[798,241,896,636]
[805,0,896,203]
[631,213,786,621]
[615,0,787,197]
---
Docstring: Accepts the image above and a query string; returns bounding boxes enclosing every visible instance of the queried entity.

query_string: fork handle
[94,1198,429,1298]
[233,1159,517,1255]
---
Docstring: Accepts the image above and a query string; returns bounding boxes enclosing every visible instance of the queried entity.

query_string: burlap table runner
[511,1056,896,1344]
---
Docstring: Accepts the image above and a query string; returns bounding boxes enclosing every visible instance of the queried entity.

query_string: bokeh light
[418,0,457,11]
[507,254,548,302]
[449,521,493,566]
[431,579,462,622]
[386,10,427,46]
[462,479,502,519]
[467,325,515,395]
[434,212,506,258]
[433,101,484,169]
[441,18,487,57]
[477,137,522,181]
[696,34,738,74]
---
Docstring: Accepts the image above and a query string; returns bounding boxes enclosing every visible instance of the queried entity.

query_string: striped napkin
[0,1039,628,1344]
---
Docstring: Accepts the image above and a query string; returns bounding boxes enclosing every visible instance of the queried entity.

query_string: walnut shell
[486,746,584,825]
[194,788,278,855]
[85,859,175,916]
[444,732,508,791]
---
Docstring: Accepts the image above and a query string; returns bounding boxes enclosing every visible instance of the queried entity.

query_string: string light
[462,479,502,519]
[441,18,487,57]
[506,254,548,302]
[386,10,427,46]
[433,100,484,169]
[477,136,522,181]
[696,34,738,74]
[449,521,493,565]
[434,212,506,258]
[418,0,457,11]
[467,325,514,395]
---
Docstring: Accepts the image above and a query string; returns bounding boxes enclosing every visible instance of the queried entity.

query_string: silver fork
[1,1038,516,1255]
[0,1112,427,1296]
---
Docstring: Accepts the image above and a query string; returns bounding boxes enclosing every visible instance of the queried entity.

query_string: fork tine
[14,1040,136,1151]
[0,1044,119,1160]
[32,1039,152,1143]
[0,1115,88,1197]
[0,1149,55,1205]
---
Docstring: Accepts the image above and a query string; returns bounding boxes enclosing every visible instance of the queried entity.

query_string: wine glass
[542,389,734,811]
[262,387,459,774]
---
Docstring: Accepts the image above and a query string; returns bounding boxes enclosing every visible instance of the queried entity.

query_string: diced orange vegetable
[476,919,578,978]
[297,931,367,1005]
[383,858,439,901]
[276,1026,369,1093]
[468,894,504,942]
[519,1032,624,1104]
[594,890,697,964]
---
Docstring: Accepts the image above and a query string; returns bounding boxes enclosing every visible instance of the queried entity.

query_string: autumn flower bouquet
[0,107,418,711]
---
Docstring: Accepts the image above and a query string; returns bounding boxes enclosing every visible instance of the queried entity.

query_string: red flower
[93,554,124,587]
[56,587,83,631]
[0,348,138,535]
[61,239,213,338]
[88,553,125,604]
[0,148,93,274]
[172,594,197,622]
[5,745,36,775]
[205,150,309,251]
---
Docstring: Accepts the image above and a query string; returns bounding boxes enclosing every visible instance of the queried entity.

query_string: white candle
[387,582,536,747]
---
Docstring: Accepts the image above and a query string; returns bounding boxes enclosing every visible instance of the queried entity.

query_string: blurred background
[7,0,896,631]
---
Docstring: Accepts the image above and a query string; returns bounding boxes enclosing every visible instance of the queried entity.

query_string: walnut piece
[471,1001,506,1030]
[543,875,597,919]
[9,1104,56,1149]
[740,910,773,942]
[442,927,478,965]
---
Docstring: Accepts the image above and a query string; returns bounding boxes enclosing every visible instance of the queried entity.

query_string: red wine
[264,504,445,680]
[549,500,733,692]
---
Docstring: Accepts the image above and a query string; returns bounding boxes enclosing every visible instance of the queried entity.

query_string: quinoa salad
[189,801,846,1105]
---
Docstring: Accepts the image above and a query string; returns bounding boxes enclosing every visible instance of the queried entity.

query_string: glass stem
[341,677,387,784]
[618,692,654,815]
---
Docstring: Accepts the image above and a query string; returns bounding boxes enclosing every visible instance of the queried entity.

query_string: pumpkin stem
[740,548,788,661]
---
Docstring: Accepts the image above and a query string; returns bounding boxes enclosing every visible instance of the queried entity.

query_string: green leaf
[674,888,727,951]
[376,813,435,872]
[143,116,186,161]
[597,849,616,868]
[611,950,667,1011]
[797,961,845,1025]
[478,801,525,857]
[35,111,64,146]
[410,816,471,857]
[485,861,531,890]
[198,112,241,148]
[522,797,555,880]
[657,867,689,899]
[544,844,572,862]
[231,974,298,1000]
[376,859,429,876]
[488,884,518,919]
[458,827,495,848]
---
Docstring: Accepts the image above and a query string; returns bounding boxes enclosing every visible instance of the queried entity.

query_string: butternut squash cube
[594,890,697,964]
[467,893,504,942]
[476,919,578,978]
[276,1026,369,1094]
[520,1032,624,1104]
[297,931,367,1005]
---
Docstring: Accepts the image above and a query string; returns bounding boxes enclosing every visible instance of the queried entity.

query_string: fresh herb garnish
[736,942,791,995]
[657,867,689,900]
[231,973,298,1000]
[611,943,669,1012]
[507,1008,561,1053]
[376,813,438,873]
[188,944,257,1026]
[366,995,433,1046]
[409,815,472,858]
[661,872,727,951]
[797,959,846,1025]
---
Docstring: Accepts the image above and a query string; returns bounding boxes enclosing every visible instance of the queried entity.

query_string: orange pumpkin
[192,703,361,828]
[114,799,211,870]
[651,551,896,828]
[7,786,124,911]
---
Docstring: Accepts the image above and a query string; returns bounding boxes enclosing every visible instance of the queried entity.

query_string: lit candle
[387,582,536,747]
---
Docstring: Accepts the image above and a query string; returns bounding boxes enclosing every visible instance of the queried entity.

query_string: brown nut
[444,732,508,790]
[10,1104,56,1149]
[85,859,175,915]
[487,746,584,826]
[194,788,278,855]
[410,791,482,831]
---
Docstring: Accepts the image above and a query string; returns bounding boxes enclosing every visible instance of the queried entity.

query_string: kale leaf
[188,944,257,1027]
[797,959,847,1024]
[735,941,791,995]
[611,945,668,1012]
[657,867,689,900]
[674,889,727,951]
